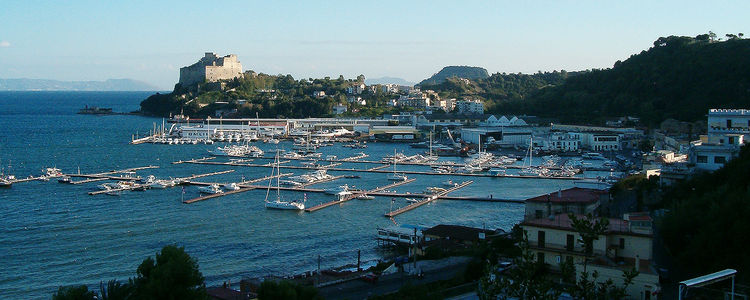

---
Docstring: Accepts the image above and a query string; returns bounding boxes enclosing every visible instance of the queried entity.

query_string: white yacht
[442,180,458,187]
[387,149,408,181]
[356,194,375,200]
[151,179,176,189]
[325,184,351,195]
[198,184,224,194]
[489,168,507,176]
[223,182,241,191]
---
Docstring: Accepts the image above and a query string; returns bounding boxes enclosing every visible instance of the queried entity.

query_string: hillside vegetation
[417,66,489,86]
[140,74,400,118]
[494,34,750,125]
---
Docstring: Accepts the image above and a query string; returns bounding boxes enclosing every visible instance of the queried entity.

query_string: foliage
[660,144,750,283]
[417,66,490,86]
[52,285,97,300]
[132,245,208,300]
[568,213,609,257]
[479,237,559,300]
[257,280,323,300]
[140,72,399,118]
[493,34,750,126]
[99,279,133,300]
[566,268,638,300]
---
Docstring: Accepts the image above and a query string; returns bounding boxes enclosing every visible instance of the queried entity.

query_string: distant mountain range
[417,66,489,86]
[365,76,415,86]
[0,78,159,91]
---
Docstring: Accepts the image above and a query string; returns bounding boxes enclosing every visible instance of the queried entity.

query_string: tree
[132,245,208,300]
[478,235,559,300]
[568,213,609,271]
[52,285,97,300]
[100,279,134,300]
[568,268,638,300]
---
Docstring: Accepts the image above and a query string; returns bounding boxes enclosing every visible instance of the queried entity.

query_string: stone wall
[179,52,243,87]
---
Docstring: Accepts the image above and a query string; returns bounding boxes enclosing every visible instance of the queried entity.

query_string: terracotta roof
[423,224,497,242]
[525,187,606,204]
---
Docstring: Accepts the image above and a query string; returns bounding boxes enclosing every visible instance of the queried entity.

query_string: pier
[305,178,417,212]
[87,170,236,196]
[384,180,473,218]
[66,165,160,178]
[178,159,581,180]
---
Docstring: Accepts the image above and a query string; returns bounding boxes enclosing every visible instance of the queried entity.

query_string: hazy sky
[1,1,748,89]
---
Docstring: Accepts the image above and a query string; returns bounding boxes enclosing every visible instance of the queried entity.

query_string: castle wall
[178,53,243,87]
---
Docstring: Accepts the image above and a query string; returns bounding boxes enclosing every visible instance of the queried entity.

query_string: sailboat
[518,136,546,177]
[265,151,305,210]
[387,149,408,181]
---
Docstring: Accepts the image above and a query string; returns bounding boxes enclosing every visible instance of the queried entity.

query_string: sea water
[0,91,574,299]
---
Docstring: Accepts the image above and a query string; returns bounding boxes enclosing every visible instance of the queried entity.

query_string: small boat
[198,184,224,194]
[387,173,408,181]
[489,168,507,176]
[58,176,72,184]
[442,180,457,187]
[44,167,63,178]
[0,179,12,188]
[356,194,375,200]
[151,179,175,189]
[405,198,420,203]
[223,182,241,191]
[325,184,350,195]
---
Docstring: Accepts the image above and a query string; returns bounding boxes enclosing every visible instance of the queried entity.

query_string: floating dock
[384,180,473,217]
[305,178,417,212]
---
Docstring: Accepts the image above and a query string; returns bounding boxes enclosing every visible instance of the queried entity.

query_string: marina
[0,92,630,299]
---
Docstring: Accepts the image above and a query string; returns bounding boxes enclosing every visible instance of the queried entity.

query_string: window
[566,234,574,251]
[697,155,708,163]
[727,119,732,128]
[729,137,735,144]
[619,238,625,249]
[538,231,546,248]
[535,210,544,219]
[715,156,726,164]
[537,252,545,263]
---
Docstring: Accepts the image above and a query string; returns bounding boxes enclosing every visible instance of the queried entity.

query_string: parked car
[361,272,379,283]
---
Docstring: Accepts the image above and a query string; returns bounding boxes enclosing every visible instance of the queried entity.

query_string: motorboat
[387,173,408,181]
[198,184,224,194]
[151,179,175,189]
[139,175,156,184]
[442,180,458,187]
[489,168,507,176]
[58,176,72,184]
[325,185,351,195]
[356,194,375,200]
[44,167,63,178]
[405,198,420,203]
[223,182,241,191]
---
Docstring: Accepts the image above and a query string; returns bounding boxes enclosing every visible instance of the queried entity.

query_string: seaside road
[319,259,470,300]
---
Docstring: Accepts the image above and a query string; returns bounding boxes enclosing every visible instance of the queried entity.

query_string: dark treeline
[493,33,750,126]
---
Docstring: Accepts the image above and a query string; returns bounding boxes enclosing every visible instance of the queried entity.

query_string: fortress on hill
[179,52,243,87]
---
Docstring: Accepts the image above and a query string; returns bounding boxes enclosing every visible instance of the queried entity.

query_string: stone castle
[179,52,243,87]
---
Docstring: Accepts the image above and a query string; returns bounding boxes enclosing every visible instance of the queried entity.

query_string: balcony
[526,241,605,257]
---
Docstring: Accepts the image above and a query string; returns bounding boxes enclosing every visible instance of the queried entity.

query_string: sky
[1,0,748,90]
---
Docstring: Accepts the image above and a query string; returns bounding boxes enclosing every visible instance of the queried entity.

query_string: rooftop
[423,224,498,242]
[524,187,606,204]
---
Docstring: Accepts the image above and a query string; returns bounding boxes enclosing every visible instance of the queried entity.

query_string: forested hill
[494,35,750,126]
[417,66,489,86]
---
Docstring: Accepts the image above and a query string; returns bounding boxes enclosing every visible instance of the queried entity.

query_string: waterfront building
[459,127,532,146]
[521,213,660,299]
[179,52,243,87]
[547,132,580,152]
[689,109,750,171]
[480,115,528,127]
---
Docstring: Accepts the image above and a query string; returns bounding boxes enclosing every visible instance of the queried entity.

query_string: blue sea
[0,91,575,299]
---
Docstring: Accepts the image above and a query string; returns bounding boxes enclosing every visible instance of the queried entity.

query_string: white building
[547,132,581,152]
[346,83,365,95]
[522,213,660,299]
[690,109,750,171]
[312,91,326,98]
[454,99,484,115]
